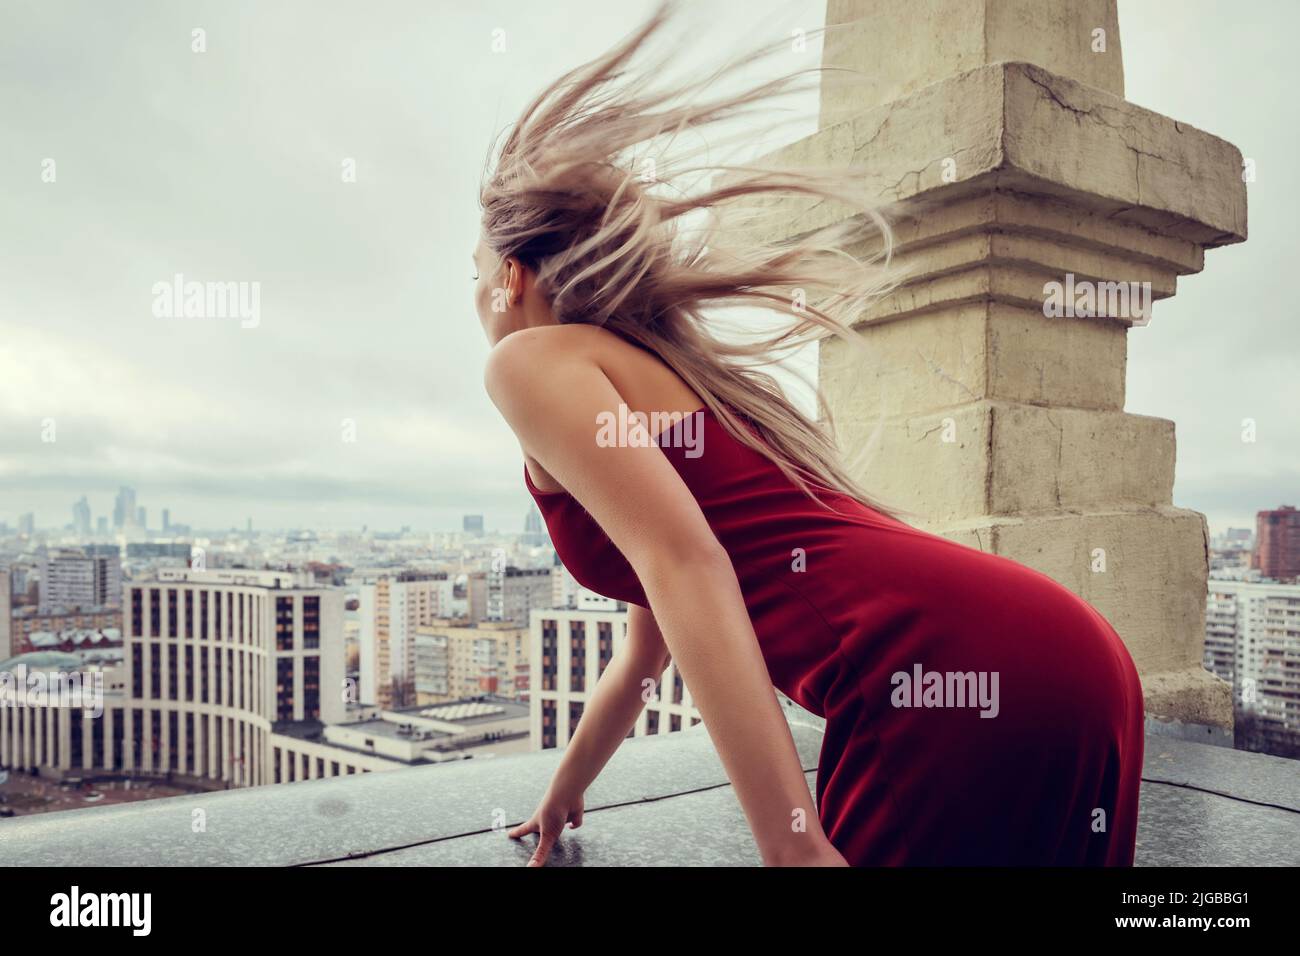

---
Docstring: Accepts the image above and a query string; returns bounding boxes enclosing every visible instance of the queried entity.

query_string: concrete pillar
[752,0,1246,730]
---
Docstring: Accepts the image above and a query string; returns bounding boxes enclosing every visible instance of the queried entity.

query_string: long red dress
[524,404,1144,865]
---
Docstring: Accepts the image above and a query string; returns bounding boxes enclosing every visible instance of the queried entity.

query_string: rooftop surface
[1,700,1296,866]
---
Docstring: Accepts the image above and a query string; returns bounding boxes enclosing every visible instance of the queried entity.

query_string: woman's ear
[504,255,530,307]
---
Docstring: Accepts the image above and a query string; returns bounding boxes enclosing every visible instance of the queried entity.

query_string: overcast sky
[2,0,1295,535]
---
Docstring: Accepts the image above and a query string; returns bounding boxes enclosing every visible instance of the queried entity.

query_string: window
[276,597,294,651]
[276,658,295,722]
[570,621,586,693]
[304,595,320,649]
[304,656,320,721]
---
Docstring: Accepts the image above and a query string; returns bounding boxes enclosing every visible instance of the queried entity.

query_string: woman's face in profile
[471,237,507,344]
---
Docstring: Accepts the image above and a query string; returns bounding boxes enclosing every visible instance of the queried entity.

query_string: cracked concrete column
[752,0,1246,732]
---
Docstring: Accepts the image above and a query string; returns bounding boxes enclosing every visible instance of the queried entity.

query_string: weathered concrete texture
[820,0,1125,125]
[739,63,1246,250]
[822,302,1128,415]
[829,400,1176,522]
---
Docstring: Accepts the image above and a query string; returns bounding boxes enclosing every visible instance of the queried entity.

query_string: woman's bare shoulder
[485,323,662,394]
[485,321,702,432]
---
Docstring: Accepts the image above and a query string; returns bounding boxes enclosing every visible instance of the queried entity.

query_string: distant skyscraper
[113,486,137,530]
[72,496,91,536]
[162,508,171,532]
[1253,505,1300,582]
[523,505,547,546]
[17,513,34,536]
[463,515,485,537]
[95,516,108,535]
[136,506,147,530]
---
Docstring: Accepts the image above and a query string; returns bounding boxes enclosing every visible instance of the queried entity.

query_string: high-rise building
[523,505,548,547]
[530,592,698,750]
[462,514,484,537]
[358,572,456,708]
[38,545,123,612]
[17,513,35,536]
[1206,579,1300,757]
[72,496,91,536]
[96,516,108,535]
[136,506,147,530]
[113,486,137,530]
[468,566,553,626]
[1253,505,1300,582]
[162,508,171,532]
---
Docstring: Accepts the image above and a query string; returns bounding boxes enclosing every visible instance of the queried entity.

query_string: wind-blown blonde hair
[479,0,910,519]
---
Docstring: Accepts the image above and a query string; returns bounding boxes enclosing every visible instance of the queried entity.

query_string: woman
[480,3,1144,866]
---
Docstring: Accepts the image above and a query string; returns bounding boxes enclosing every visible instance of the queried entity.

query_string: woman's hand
[508,786,585,867]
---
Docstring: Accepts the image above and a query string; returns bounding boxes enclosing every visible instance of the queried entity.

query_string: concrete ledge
[1,701,1294,867]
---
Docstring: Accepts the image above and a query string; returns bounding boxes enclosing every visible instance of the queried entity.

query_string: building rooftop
[1,699,1296,866]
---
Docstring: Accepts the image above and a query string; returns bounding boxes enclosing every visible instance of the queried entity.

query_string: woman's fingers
[507,815,538,840]
[527,826,560,867]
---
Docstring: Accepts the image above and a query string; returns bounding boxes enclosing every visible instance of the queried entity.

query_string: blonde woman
[479,2,1144,867]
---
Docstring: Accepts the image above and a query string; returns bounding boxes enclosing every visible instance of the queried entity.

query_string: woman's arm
[486,326,841,865]
[547,605,671,799]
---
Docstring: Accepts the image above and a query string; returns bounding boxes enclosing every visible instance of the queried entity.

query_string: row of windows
[129,641,318,718]
[129,589,322,648]
[0,707,258,782]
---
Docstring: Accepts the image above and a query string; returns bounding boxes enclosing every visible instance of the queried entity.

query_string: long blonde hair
[479,0,910,519]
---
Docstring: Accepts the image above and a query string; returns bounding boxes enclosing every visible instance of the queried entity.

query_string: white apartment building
[529,591,700,751]
[38,546,122,612]
[1,569,405,786]
[1206,579,1300,756]
[358,572,455,708]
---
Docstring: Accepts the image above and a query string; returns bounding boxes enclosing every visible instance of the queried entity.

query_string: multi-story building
[122,568,345,785]
[1253,505,1300,582]
[38,545,122,612]
[468,566,552,626]
[10,606,122,655]
[2,567,359,786]
[462,515,484,537]
[529,592,700,751]
[412,619,528,704]
[357,572,455,709]
[1205,579,1300,757]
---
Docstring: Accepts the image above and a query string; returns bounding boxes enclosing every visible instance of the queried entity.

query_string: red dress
[524,404,1144,865]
